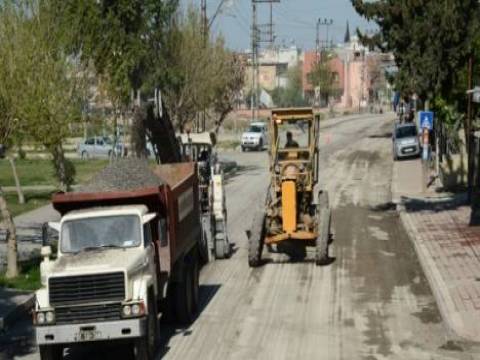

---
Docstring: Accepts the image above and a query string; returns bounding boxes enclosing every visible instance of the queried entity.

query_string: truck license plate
[75,329,101,341]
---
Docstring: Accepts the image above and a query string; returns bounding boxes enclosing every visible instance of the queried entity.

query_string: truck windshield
[61,215,141,253]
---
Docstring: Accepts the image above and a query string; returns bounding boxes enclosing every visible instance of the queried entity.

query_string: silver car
[77,136,126,159]
[241,122,268,151]
[392,123,421,160]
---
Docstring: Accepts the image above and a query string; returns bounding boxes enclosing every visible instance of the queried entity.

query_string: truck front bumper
[36,317,146,345]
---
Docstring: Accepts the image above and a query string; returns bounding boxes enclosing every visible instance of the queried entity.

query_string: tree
[308,53,342,106]
[161,8,245,132]
[351,0,480,103]
[270,65,307,108]
[0,113,18,279]
[0,0,81,191]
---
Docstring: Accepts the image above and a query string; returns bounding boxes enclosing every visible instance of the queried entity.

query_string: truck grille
[49,272,125,306]
[56,303,121,325]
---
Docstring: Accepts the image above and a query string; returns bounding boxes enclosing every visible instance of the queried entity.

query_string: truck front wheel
[39,345,63,360]
[134,291,158,360]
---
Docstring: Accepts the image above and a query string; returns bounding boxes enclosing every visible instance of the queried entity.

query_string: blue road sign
[419,111,434,130]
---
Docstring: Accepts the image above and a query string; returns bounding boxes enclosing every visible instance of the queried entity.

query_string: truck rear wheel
[248,211,265,267]
[175,256,197,324]
[39,345,63,360]
[198,228,210,265]
[316,191,331,266]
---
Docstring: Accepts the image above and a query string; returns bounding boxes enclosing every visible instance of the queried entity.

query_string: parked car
[392,123,421,160]
[77,136,126,159]
[241,122,268,151]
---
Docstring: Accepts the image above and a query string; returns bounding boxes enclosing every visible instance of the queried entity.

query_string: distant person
[398,100,405,123]
[285,131,299,148]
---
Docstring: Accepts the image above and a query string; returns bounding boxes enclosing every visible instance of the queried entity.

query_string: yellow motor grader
[248,107,331,267]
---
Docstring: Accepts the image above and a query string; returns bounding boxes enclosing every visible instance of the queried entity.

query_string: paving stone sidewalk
[400,194,480,342]
[392,157,480,341]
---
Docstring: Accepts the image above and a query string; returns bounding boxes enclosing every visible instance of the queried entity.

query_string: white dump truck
[35,162,203,360]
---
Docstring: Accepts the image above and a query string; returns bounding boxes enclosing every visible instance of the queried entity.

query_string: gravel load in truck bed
[78,158,163,193]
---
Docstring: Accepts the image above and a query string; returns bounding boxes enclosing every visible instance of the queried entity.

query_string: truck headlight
[122,305,132,317]
[131,303,143,315]
[35,310,55,325]
[45,311,55,324]
[122,301,145,318]
[37,312,46,325]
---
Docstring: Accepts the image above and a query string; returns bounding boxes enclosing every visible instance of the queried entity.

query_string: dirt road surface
[6,113,480,360]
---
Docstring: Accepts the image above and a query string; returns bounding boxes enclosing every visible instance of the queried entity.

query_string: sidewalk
[393,158,480,342]
[0,204,60,268]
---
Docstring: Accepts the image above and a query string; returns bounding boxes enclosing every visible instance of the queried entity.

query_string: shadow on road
[368,132,392,139]
[158,284,221,358]
[0,314,36,360]
[224,164,263,183]
[60,284,221,360]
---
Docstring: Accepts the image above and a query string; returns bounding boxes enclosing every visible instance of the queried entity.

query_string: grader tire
[316,191,331,266]
[248,212,265,267]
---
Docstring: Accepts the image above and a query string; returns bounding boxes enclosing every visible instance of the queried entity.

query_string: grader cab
[248,108,331,267]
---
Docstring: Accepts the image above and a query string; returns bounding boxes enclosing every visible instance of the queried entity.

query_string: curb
[0,291,35,333]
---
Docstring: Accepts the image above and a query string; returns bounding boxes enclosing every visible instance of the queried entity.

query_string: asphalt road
[5,113,480,360]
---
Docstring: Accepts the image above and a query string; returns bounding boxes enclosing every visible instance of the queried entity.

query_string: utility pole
[199,0,207,132]
[316,19,320,62]
[468,55,474,202]
[251,1,257,122]
[317,18,333,52]
[251,0,279,122]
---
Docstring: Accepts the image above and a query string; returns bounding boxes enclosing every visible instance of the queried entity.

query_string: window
[396,126,417,138]
[96,138,104,146]
[143,223,152,247]
[158,218,168,247]
[61,215,141,253]
[248,126,263,133]
[85,138,94,145]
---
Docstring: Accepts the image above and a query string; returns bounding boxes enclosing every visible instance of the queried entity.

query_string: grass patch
[0,259,41,291]
[3,191,54,217]
[0,159,108,187]
[217,140,241,150]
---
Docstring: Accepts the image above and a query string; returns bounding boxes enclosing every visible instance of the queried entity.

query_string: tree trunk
[51,144,69,192]
[8,156,24,205]
[0,186,18,278]
[131,105,148,159]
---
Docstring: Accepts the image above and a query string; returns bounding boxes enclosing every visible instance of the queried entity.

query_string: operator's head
[286,131,293,141]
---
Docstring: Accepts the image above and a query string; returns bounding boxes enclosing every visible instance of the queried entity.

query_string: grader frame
[248,107,331,267]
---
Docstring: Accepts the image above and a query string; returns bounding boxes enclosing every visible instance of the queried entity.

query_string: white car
[241,122,268,151]
[77,136,126,159]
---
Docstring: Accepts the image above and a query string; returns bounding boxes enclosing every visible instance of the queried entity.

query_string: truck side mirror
[42,223,48,246]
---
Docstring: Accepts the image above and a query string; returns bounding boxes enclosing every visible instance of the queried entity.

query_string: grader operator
[248,108,331,267]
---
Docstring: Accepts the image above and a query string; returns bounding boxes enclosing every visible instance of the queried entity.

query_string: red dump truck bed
[51,162,201,274]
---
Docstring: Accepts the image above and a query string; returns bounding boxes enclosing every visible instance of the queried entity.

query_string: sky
[183,0,374,51]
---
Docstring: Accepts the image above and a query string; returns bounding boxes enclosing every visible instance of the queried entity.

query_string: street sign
[419,111,434,130]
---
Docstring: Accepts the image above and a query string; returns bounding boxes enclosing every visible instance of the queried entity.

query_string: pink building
[302,51,345,105]
[303,48,374,109]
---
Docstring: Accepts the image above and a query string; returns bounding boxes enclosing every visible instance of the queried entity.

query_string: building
[302,50,345,105]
